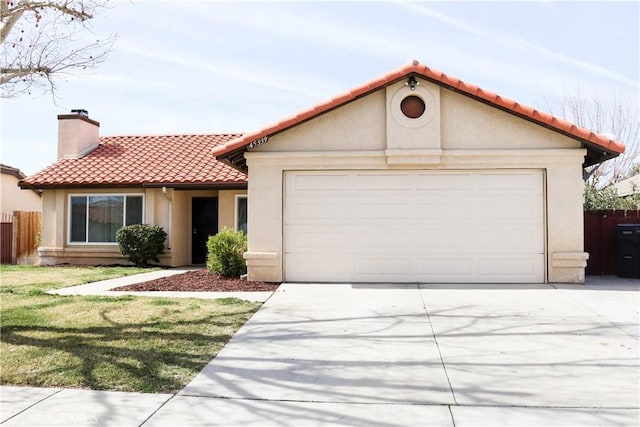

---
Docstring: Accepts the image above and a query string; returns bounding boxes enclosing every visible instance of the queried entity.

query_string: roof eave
[1,164,27,180]
[143,182,247,190]
[214,63,625,170]
[452,94,623,167]
[581,142,621,167]
[19,181,248,190]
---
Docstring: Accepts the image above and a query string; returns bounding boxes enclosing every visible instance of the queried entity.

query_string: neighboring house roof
[614,174,640,197]
[1,163,27,180]
[20,134,247,189]
[213,60,625,170]
[2,163,42,196]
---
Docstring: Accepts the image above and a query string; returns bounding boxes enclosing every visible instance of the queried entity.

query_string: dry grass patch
[1,265,156,292]
[0,266,261,393]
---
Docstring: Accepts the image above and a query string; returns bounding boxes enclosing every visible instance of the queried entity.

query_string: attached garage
[213,61,624,284]
[285,170,544,283]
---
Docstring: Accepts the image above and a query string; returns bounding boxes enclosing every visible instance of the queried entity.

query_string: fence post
[12,213,17,264]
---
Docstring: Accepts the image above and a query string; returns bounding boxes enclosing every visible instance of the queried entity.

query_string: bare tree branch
[542,85,640,188]
[1,0,113,97]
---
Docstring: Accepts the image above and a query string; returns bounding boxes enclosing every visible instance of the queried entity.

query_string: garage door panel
[286,229,351,252]
[355,202,412,220]
[415,257,542,283]
[477,256,544,282]
[284,170,545,283]
[415,203,469,222]
[355,257,411,275]
[477,224,543,252]
[290,173,350,191]
[479,257,538,276]
[417,173,474,189]
[478,172,540,191]
[477,199,542,221]
[356,173,412,190]
[353,230,409,251]
[286,254,353,282]
[288,202,350,221]
[413,228,477,252]
[416,258,474,276]
[288,226,411,252]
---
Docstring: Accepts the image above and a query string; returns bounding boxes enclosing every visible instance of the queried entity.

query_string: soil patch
[112,269,279,292]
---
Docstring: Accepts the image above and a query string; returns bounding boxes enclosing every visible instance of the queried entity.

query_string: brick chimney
[57,109,100,159]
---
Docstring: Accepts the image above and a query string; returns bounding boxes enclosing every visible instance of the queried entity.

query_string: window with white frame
[235,195,247,234]
[69,195,143,243]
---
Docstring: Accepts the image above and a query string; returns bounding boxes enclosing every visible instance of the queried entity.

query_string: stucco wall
[440,90,580,150]
[244,78,588,283]
[260,91,387,152]
[38,187,243,267]
[171,190,190,267]
[1,174,42,214]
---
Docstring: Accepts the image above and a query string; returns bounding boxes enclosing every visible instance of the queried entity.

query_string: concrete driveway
[145,278,639,426]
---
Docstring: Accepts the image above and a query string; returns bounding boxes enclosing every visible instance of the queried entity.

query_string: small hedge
[207,227,247,277]
[116,224,167,267]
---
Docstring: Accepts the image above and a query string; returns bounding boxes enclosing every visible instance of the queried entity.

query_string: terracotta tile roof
[21,134,247,189]
[212,60,625,164]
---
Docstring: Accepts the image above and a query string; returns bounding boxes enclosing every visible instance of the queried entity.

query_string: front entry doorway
[192,197,218,264]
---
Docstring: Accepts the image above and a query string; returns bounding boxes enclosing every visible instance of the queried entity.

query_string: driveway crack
[418,285,458,406]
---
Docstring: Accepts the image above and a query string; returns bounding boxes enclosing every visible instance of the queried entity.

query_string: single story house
[20,113,247,266]
[21,61,625,283]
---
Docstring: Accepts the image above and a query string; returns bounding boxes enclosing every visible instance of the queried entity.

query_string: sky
[1,0,638,176]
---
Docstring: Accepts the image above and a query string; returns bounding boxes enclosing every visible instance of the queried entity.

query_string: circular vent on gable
[400,95,426,119]
[390,80,437,129]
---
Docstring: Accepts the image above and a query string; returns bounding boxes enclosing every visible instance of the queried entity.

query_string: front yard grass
[0,265,261,393]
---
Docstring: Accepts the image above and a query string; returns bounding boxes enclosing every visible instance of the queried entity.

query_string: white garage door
[284,170,545,283]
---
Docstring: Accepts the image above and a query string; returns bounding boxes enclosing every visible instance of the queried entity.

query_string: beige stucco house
[20,111,247,266]
[614,174,640,207]
[2,164,42,215]
[212,61,624,284]
[21,62,625,283]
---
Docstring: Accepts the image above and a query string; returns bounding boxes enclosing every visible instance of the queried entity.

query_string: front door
[192,197,218,264]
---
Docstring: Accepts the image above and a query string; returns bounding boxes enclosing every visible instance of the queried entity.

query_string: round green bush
[116,224,167,267]
[207,227,247,277]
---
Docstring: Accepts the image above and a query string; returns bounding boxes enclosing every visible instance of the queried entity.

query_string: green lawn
[0,265,261,393]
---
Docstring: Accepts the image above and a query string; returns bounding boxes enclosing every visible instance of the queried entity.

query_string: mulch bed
[112,269,279,292]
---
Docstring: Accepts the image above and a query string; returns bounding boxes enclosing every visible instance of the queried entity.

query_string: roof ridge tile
[215,60,625,159]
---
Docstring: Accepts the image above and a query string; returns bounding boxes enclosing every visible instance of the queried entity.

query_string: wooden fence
[584,210,640,275]
[1,212,13,264]
[0,211,41,264]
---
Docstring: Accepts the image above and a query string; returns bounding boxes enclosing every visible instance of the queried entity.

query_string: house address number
[248,136,269,149]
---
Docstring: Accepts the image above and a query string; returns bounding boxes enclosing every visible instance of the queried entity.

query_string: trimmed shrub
[116,224,167,267]
[206,227,247,277]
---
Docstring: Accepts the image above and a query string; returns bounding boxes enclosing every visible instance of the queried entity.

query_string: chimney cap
[58,110,99,127]
[70,109,89,117]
